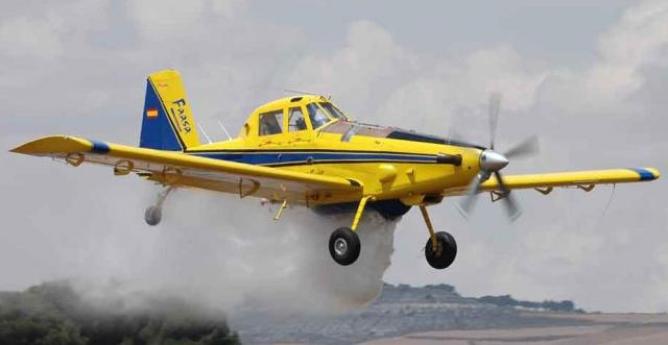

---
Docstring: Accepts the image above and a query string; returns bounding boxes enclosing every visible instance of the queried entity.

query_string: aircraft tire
[425,231,457,269]
[329,227,361,266]
[144,206,162,226]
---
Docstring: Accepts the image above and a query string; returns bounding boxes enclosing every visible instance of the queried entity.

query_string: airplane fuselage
[186,95,483,207]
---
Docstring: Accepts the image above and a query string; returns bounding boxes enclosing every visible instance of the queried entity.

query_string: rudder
[139,70,200,151]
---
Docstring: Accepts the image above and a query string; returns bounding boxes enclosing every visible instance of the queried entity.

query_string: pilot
[295,117,307,130]
[260,115,282,135]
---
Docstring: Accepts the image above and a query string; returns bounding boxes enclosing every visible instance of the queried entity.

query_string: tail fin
[139,69,200,151]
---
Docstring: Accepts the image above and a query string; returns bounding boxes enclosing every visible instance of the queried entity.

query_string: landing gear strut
[327,197,458,269]
[420,205,457,269]
[144,186,173,226]
[328,196,372,266]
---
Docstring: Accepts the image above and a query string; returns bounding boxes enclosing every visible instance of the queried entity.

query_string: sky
[1,0,668,312]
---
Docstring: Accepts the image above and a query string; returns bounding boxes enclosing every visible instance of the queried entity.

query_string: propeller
[458,94,539,221]
[504,135,539,159]
[488,92,501,149]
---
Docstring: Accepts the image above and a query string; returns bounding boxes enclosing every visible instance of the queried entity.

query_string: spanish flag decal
[146,108,159,119]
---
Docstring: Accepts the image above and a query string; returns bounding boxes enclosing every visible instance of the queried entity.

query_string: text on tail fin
[139,69,200,150]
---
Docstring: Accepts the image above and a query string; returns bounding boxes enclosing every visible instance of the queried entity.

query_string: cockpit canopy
[241,95,348,138]
[241,94,483,149]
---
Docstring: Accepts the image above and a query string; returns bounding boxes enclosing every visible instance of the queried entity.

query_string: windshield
[306,103,331,129]
[319,102,347,120]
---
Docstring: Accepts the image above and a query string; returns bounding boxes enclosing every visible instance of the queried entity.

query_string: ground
[362,313,668,345]
[229,284,668,345]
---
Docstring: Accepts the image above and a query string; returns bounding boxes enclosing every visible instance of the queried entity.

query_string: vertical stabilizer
[139,70,201,151]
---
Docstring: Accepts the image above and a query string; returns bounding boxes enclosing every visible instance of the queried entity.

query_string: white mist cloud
[68,187,396,314]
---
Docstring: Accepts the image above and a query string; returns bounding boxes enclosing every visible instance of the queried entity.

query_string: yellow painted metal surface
[273,200,288,221]
[419,205,438,250]
[11,136,361,205]
[350,196,373,231]
[480,168,660,191]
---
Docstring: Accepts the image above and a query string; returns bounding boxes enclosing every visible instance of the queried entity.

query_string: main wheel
[144,206,162,226]
[425,231,457,269]
[329,227,361,266]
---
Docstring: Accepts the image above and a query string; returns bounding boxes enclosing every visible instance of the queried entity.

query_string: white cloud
[287,21,416,117]
[211,0,248,19]
[377,45,547,136]
[586,0,668,103]
[126,0,207,41]
[0,16,64,58]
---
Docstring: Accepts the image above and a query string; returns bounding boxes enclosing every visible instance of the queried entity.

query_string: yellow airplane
[11,70,660,269]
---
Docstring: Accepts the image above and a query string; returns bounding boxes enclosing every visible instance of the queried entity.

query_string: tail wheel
[144,206,162,226]
[329,227,361,266]
[425,231,457,269]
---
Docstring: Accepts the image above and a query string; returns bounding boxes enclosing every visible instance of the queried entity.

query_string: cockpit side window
[259,110,284,136]
[306,103,330,129]
[288,107,307,132]
[319,102,347,120]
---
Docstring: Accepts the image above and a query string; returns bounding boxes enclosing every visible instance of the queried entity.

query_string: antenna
[283,88,319,96]
[197,122,213,144]
[217,120,233,141]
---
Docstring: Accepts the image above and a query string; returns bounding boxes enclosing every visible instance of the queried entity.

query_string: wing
[479,168,660,194]
[11,136,362,204]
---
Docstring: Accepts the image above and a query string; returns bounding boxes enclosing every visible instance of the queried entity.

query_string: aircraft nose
[480,150,509,171]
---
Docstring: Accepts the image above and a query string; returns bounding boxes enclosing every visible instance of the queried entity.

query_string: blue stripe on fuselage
[191,151,436,166]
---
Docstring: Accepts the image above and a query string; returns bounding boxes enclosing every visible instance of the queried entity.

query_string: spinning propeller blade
[457,93,537,221]
[488,93,501,149]
[459,172,484,216]
[504,135,539,159]
[493,171,521,221]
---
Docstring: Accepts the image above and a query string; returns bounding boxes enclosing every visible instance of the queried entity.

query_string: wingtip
[633,167,660,181]
[646,167,661,180]
[9,143,29,154]
[9,136,92,156]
